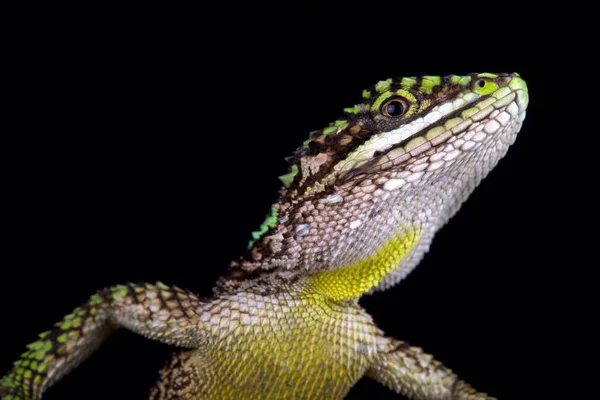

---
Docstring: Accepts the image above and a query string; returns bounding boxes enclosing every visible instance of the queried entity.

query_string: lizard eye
[381,97,408,118]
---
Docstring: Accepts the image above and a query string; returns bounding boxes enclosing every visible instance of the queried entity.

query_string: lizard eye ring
[381,97,409,118]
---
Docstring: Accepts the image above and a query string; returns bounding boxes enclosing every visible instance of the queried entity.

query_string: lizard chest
[187,292,382,399]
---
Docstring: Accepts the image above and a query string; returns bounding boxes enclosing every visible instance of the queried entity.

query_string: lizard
[0,72,528,400]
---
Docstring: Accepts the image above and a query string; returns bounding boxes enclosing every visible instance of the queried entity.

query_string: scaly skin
[1,72,529,399]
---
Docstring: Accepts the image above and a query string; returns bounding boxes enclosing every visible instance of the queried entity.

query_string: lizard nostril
[477,79,486,88]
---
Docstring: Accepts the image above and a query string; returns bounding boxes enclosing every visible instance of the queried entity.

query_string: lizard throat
[307,228,420,301]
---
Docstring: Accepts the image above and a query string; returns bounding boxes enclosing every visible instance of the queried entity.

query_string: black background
[0,3,584,400]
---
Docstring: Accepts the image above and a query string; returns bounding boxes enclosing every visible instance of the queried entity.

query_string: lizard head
[279,73,529,199]
[231,73,528,297]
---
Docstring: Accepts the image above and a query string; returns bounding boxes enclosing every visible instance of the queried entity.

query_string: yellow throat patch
[308,228,419,301]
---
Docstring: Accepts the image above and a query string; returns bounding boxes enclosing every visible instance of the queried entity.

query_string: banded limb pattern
[367,338,495,400]
[0,282,205,400]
